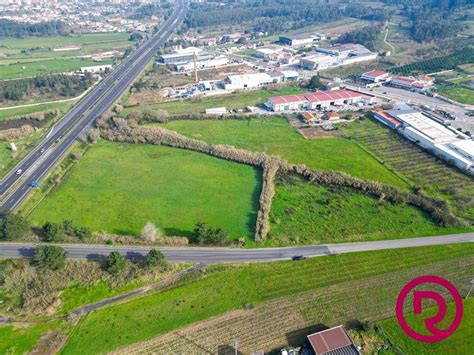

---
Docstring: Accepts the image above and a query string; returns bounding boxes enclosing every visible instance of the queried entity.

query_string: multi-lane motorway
[0,233,472,264]
[0,1,187,212]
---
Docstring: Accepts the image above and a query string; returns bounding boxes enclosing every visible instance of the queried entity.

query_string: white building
[80,64,112,74]
[223,73,274,91]
[300,54,335,71]
[266,89,375,112]
[360,70,392,83]
[379,104,474,175]
[174,55,229,72]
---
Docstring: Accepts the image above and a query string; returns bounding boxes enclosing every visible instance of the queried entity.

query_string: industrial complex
[373,103,474,175]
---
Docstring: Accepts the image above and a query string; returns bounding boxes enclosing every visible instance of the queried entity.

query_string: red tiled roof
[373,110,401,127]
[392,76,417,84]
[270,89,371,106]
[307,326,354,354]
[362,70,388,78]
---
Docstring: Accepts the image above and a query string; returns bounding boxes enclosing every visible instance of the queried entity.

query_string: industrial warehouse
[266,89,376,112]
[373,103,474,175]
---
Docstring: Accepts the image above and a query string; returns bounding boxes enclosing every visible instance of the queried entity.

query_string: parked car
[292,255,308,261]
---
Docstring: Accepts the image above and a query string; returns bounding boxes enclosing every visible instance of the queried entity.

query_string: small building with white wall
[80,64,112,74]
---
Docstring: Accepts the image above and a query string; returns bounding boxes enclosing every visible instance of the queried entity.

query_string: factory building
[266,89,375,112]
[300,54,335,71]
[173,55,229,72]
[360,70,392,83]
[372,104,474,175]
[223,73,274,90]
[279,32,324,47]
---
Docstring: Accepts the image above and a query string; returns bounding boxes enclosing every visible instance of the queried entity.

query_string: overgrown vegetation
[337,25,382,51]
[0,74,95,102]
[0,210,30,241]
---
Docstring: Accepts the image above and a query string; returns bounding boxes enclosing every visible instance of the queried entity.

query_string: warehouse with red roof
[266,89,375,112]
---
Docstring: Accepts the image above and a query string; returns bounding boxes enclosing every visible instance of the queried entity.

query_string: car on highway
[31,181,39,188]
[16,169,23,175]
[40,148,46,154]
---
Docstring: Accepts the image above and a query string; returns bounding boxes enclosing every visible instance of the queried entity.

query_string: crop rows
[346,120,474,220]
[112,256,472,354]
[391,47,474,75]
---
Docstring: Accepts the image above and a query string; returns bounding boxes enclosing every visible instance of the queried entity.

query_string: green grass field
[0,59,112,80]
[28,140,261,238]
[157,117,406,187]
[0,321,62,355]
[0,101,72,121]
[122,87,307,116]
[380,299,473,354]
[266,175,471,246]
[60,243,474,354]
[438,85,474,105]
[0,33,130,62]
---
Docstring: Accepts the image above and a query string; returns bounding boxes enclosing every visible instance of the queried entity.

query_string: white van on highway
[16,169,23,175]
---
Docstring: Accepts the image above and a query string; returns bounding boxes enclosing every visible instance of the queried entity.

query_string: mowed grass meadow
[157,117,406,187]
[28,140,261,238]
[266,175,471,246]
[60,243,474,354]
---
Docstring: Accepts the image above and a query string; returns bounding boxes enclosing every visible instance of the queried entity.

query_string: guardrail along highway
[0,1,187,212]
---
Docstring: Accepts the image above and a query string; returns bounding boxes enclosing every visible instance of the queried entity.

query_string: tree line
[184,0,388,35]
[337,25,383,51]
[0,19,67,39]
[0,74,95,102]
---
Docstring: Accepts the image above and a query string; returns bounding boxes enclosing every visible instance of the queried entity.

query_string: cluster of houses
[373,103,474,175]
[360,70,435,92]
[266,89,376,112]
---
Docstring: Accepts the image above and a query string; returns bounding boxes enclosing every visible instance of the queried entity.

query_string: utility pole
[466,279,474,300]
[232,339,239,355]
[194,52,199,83]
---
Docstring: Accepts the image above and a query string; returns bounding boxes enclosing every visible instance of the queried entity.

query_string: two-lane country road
[0,233,472,264]
[0,0,187,212]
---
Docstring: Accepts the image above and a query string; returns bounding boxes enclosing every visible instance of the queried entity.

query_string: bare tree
[141,222,161,243]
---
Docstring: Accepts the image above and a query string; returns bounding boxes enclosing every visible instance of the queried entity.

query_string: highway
[0,1,187,212]
[0,233,472,264]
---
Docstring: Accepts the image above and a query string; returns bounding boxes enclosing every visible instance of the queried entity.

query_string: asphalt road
[0,233,472,264]
[0,1,187,212]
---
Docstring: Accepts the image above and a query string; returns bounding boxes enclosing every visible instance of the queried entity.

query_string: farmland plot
[342,119,474,221]
[111,256,473,354]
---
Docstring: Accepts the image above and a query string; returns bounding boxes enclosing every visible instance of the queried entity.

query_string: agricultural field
[266,174,471,246]
[0,32,131,80]
[341,118,474,221]
[380,299,474,354]
[0,33,130,60]
[391,47,474,75]
[437,77,474,105]
[0,58,113,80]
[60,243,474,354]
[26,140,261,239]
[122,86,307,116]
[156,117,406,187]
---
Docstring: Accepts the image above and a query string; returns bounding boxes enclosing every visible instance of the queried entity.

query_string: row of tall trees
[0,19,67,39]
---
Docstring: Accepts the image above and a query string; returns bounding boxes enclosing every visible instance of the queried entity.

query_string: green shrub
[0,210,30,241]
[106,252,126,275]
[33,245,67,270]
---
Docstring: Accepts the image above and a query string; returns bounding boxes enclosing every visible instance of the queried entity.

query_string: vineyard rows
[391,47,474,75]
[345,119,474,221]
[111,256,473,354]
